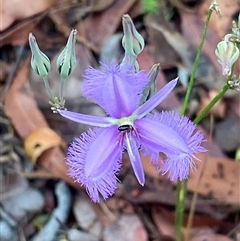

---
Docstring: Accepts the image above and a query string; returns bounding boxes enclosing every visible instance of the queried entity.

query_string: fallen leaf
[4,57,49,138]
[141,153,240,205]
[198,0,239,38]
[0,0,53,31]
[138,46,181,110]
[180,11,222,75]
[103,214,148,241]
[188,153,240,205]
[197,89,226,119]
[152,206,232,241]
[190,229,233,241]
[3,57,79,187]
[77,0,137,52]
[152,206,176,240]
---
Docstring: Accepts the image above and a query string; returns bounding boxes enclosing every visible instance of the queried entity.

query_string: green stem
[59,77,66,105]
[176,7,214,241]
[176,84,229,241]
[181,8,213,116]
[193,83,229,124]
[175,179,188,240]
[184,83,230,241]
[43,77,56,103]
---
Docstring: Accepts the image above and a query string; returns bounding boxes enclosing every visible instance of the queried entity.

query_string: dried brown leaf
[76,0,137,51]
[180,11,222,75]
[197,89,226,119]
[188,153,240,205]
[103,214,148,241]
[152,206,176,240]
[141,153,240,205]
[189,229,233,241]
[138,46,181,110]
[198,0,239,38]
[3,58,79,187]
[0,0,53,31]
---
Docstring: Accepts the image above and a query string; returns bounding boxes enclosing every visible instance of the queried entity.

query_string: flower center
[118,124,133,132]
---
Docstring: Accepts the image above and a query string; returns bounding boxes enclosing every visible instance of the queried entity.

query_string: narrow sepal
[125,133,145,185]
[140,63,160,104]
[59,110,116,127]
[133,78,178,119]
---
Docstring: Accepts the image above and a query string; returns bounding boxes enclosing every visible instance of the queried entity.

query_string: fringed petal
[161,154,196,181]
[135,115,190,155]
[135,111,206,180]
[67,126,122,202]
[82,63,149,118]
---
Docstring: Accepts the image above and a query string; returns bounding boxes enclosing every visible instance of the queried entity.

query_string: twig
[34,181,71,241]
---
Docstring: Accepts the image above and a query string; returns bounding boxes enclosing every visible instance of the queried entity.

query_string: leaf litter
[0,0,239,240]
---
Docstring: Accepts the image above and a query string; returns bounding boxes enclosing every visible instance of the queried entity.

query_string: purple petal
[83,63,149,118]
[152,111,206,153]
[135,111,206,180]
[59,110,116,127]
[67,126,122,202]
[161,154,196,181]
[133,78,178,119]
[125,133,145,185]
[135,115,190,155]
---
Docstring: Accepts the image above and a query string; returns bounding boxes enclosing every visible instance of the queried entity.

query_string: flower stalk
[176,4,240,241]
[176,4,214,241]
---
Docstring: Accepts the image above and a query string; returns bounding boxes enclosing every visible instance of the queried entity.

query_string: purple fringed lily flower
[59,64,206,202]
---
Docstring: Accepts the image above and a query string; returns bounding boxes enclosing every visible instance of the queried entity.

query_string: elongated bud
[29,33,51,77]
[56,29,77,78]
[215,40,239,76]
[121,15,144,70]
[140,63,160,104]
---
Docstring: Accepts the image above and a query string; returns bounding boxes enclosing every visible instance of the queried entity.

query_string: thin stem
[175,179,188,241]
[43,77,56,103]
[184,130,210,241]
[193,83,229,124]
[181,8,213,116]
[175,7,214,241]
[59,77,66,105]
[177,82,230,240]
[184,84,230,241]
[185,114,214,241]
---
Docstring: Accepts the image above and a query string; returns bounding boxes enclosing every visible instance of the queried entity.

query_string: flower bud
[56,29,77,79]
[215,40,239,76]
[121,15,144,70]
[140,63,160,104]
[29,33,51,77]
